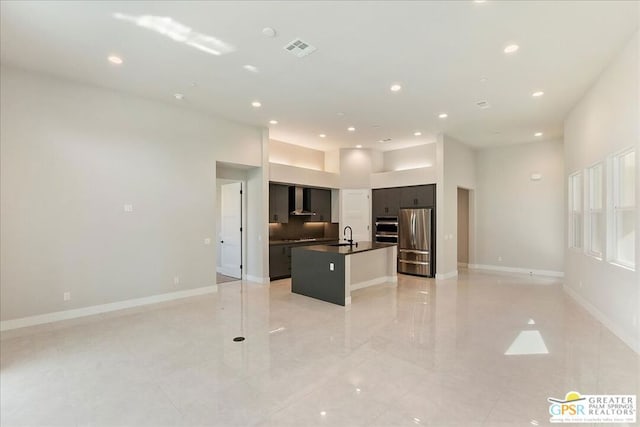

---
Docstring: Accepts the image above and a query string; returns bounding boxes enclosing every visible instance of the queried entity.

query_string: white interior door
[340,189,371,242]
[220,182,242,278]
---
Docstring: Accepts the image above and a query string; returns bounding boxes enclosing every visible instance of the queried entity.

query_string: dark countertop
[294,241,396,255]
[269,237,338,246]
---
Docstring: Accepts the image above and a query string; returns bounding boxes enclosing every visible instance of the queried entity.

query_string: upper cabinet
[373,184,436,218]
[400,184,436,208]
[269,183,289,223]
[306,188,331,222]
[372,188,401,217]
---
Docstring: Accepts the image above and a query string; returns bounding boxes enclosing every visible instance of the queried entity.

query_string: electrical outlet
[579,281,583,288]
[173,276,180,285]
[204,238,211,245]
[498,256,502,262]
[329,262,335,271]
[63,292,71,301]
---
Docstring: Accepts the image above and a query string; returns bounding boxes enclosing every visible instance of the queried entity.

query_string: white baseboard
[245,275,270,284]
[0,284,218,332]
[350,276,396,291]
[468,264,564,278]
[436,270,458,280]
[563,285,639,354]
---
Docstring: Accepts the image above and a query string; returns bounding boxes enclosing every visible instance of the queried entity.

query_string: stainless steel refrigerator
[398,208,433,277]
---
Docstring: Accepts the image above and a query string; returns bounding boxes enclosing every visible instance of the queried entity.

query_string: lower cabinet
[269,245,291,280]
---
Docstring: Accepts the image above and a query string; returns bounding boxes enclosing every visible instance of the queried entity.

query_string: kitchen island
[291,242,397,306]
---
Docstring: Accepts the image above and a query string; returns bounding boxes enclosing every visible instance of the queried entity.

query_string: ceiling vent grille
[476,100,491,109]
[284,38,317,57]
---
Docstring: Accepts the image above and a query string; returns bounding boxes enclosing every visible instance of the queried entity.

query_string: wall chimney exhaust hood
[289,187,316,216]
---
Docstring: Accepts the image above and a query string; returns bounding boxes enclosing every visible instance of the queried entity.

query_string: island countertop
[294,241,396,255]
[291,241,398,306]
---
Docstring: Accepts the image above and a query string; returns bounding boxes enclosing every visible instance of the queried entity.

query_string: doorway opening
[457,187,470,269]
[216,163,249,284]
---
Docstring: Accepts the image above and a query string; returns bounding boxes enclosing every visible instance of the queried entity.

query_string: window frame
[585,162,604,259]
[568,171,583,250]
[608,147,636,270]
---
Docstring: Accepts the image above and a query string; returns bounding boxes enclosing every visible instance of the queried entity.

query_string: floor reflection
[1,270,638,426]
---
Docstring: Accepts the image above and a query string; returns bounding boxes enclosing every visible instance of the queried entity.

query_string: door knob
[220,240,224,244]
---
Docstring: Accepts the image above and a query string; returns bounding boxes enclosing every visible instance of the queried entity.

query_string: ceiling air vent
[476,100,491,109]
[284,38,317,57]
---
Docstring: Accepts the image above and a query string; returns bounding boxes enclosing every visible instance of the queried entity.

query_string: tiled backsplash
[269,216,339,241]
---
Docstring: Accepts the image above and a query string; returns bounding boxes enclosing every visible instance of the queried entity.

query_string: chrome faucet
[343,225,354,247]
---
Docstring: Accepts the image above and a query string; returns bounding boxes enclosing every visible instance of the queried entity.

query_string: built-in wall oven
[375,216,398,243]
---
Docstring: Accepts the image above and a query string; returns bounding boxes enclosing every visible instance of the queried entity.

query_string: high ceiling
[1,1,637,152]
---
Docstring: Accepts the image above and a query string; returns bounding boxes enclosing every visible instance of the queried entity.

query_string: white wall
[339,148,383,188]
[563,32,639,352]
[436,134,476,277]
[382,143,436,171]
[0,65,264,321]
[474,140,565,274]
[247,147,270,284]
[269,139,325,171]
[324,149,340,173]
[370,167,437,189]
[269,163,340,189]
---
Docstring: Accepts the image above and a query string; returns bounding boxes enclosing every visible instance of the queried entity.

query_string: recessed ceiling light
[531,91,544,97]
[438,113,448,119]
[474,0,487,3]
[243,64,259,73]
[347,126,356,132]
[535,132,543,137]
[504,44,519,54]
[390,84,402,92]
[355,145,363,148]
[251,101,262,108]
[414,131,422,136]
[174,93,184,100]
[337,112,345,116]
[108,55,123,65]
[319,134,326,138]
[480,77,488,83]
[269,120,278,125]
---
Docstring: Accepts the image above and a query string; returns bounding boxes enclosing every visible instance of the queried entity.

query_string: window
[586,163,604,258]
[610,149,635,269]
[568,172,582,249]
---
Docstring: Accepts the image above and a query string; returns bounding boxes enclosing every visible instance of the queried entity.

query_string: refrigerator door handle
[399,249,430,255]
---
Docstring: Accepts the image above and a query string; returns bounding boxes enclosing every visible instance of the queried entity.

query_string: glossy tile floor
[1,270,638,426]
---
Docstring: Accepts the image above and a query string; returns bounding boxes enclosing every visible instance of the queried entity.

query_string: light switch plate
[123,204,133,212]
[329,263,334,271]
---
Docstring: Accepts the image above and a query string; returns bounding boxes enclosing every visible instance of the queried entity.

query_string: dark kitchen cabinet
[372,188,401,217]
[400,184,435,208]
[269,183,289,223]
[306,188,331,222]
[269,245,291,279]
